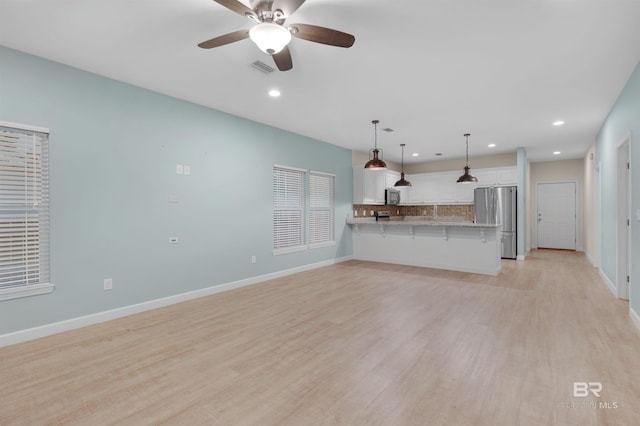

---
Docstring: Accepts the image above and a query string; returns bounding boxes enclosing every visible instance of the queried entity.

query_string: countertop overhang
[346,217,499,228]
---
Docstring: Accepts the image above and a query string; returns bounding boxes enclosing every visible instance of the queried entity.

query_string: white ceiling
[1,0,640,163]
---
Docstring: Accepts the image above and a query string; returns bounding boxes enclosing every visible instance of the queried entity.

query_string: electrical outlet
[104,278,113,291]
[251,255,257,264]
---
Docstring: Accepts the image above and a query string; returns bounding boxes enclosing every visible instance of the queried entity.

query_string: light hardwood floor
[1,249,639,425]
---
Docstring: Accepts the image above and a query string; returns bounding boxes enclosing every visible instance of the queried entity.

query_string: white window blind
[273,165,306,254]
[0,123,52,301]
[309,171,335,248]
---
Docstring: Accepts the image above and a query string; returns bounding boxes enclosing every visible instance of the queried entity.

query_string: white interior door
[537,182,576,250]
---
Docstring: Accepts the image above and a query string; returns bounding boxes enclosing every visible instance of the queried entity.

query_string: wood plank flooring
[1,249,639,425]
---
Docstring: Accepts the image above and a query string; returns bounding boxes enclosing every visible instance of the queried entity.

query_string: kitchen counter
[346,216,499,228]
[346,217,502,276]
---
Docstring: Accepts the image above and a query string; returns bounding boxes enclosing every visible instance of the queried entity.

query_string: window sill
[310,241,336,249]
[0,283,55,301]
[273,245,307,256]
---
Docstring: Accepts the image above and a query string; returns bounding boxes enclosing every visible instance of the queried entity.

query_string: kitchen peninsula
[346,216,501,276]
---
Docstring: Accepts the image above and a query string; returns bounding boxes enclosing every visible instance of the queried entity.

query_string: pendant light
[457,133,478,183]
[394,144,412,187]
[364,120,387,169]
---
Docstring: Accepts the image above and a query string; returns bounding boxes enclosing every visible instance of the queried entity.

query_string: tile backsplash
[352,204,474,221]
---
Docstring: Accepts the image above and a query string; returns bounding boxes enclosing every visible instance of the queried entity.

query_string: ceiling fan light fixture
[249,23,291,54]
[457,133,478,184]
[364,120,387,169]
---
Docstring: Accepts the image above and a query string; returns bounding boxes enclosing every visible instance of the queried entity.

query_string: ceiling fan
[198,0,355,71]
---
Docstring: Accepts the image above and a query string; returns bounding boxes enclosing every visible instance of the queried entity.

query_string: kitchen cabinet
[385,170,400,188]
[436,171,475,203]
[354,166,517,205]
[354,168,407,204]
[495,167,517,185]
[474,167,517,186]
[406,173,437,204]
[401,166,516,204]
[353,167,386,204]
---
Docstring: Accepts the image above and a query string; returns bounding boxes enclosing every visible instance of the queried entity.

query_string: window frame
[308,170,336,249]
[273,165,336,256]
[0,121,53,301]
[272,164,307,255]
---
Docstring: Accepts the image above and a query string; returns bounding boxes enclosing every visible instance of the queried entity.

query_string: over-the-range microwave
[385,189,400,205]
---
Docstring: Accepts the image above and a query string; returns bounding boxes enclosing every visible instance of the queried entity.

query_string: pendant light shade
[394,143,412,187]
[364,120,387,169]
[249,23,292,54]
[457,133,478,183]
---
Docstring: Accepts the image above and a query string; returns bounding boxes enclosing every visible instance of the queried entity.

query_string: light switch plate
[183,165,191,175]
[176,164,184,175]
[636,209,640,221]
[104,278,112,291]
[168,195,179,204]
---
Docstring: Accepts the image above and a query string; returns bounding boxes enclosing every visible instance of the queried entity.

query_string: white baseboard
[516,255,526,261]
[0,256,352,347]
[599,269,617,297]
[630,307,640,333]
[585,251,595,267]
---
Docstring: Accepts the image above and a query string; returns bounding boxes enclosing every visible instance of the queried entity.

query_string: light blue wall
[595,62,640,314]
[0,46,353,335]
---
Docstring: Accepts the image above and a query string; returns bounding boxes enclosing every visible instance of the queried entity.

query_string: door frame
[534,181,578,250]
[616,134,631,300]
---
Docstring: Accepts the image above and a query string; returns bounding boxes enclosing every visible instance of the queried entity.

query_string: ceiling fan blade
[213,0,257,19]
[273,46,293,71]
[289,23,355,48]
[198,29,249,49]
[272,0,306,18]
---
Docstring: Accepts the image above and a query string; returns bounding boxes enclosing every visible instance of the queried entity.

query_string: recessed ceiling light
[488,143,496,148]
[435,153,443,156]
[553,120,565,126]
[268,89,281,97]
[553,151,561,155]
[412,153,419,157]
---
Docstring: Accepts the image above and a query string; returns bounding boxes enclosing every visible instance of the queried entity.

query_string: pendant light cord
[464,133,470,167]
[373,120,379,149]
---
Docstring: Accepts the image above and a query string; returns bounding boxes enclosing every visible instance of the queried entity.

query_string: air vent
[251,60,275,74]
[382,128,394,132]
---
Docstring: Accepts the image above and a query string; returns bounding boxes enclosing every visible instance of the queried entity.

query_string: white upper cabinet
[354,165,517,205]
[385,170,400,188]
[406,173,438,203]
[436,171,476,203]
[495,167,517,185]
[353,167,386,204]
[474,166,517,186]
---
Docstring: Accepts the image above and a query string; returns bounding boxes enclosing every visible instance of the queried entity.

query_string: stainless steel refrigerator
[474,186,517,259]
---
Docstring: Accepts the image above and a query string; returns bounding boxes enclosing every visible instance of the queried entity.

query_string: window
[273,165,306,254]
[0,122,53,301]
[309,171,335,248]
[273,165,335,255]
